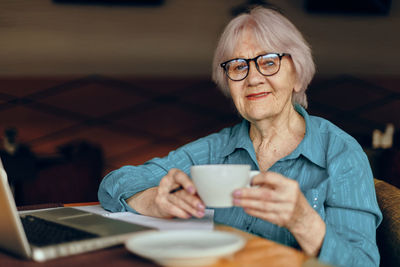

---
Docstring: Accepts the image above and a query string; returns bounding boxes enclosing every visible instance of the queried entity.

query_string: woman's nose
[246,61,264,85]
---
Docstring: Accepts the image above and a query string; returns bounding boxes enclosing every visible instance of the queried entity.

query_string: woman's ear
[293,79,302,93]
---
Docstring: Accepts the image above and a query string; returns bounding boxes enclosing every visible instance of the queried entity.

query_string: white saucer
[125,230,246,266]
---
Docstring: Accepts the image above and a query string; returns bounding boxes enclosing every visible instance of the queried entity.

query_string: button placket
[312,191,319,209]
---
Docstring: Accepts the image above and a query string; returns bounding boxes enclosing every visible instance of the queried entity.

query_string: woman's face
[228,28,300,124]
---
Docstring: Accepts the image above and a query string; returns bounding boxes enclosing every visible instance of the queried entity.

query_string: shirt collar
[285,104,326,168]
[220,104,326,169]
[221,119,254,158]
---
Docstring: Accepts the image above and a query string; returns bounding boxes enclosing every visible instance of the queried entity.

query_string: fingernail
[197,211,205,217]
[186,186,195,194]
[233,198,240,205]
[197,203,205,210]
[233,190,241,197]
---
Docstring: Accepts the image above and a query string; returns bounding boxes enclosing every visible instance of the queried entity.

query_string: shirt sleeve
[97,131,228,213]
[318,139,382,267]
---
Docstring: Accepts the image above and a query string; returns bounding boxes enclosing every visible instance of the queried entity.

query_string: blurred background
[0,0,399,205]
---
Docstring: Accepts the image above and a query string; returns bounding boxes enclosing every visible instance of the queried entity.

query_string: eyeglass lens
[225,53,281,81]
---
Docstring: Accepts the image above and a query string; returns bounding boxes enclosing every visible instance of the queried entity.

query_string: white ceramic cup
[190,164,260,208]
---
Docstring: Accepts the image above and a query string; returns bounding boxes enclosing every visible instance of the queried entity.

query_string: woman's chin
[244,112,275,123]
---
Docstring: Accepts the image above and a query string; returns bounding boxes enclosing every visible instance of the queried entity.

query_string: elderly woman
[98,7,382,267]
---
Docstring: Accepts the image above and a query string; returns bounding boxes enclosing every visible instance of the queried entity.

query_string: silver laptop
[0,159,153,262]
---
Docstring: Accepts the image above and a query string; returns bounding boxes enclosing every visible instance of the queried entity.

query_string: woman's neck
[250,105,303,140]
[249,105,305,170]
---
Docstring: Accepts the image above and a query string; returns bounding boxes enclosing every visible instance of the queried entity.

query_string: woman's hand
[233,171,305,229]
[232,171,325,256]
[126,168,205,219]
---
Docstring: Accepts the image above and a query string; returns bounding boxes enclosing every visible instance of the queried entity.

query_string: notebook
[0,159,153,262]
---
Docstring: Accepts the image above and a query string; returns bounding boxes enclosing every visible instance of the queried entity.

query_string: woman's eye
[234,63,247,71]
[236,65,246,71]
[259,60,275,67]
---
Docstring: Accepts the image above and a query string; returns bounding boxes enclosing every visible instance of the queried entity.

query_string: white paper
[74,205,214,231]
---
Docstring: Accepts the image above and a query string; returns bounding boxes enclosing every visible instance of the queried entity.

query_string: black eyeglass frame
[220,53,290,81]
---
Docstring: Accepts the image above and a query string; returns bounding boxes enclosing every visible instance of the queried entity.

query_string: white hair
[212,7,315,108]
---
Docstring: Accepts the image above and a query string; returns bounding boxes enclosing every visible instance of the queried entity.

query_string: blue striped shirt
[98,104,382,267]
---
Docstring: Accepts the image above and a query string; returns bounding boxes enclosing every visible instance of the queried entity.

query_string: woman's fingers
[234,197,292,213]
[157,168,205,218]
[168,190,205,218]
[234,196,295,227]
[172,169,197,194]
[159,168,196,195]
[234,187,286,202]
[234,171,302,228]
[156,199,190,219]
[251,171,288,188]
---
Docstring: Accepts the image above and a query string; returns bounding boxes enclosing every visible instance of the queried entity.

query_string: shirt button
[314,198,318,201]
[313,204,317,208]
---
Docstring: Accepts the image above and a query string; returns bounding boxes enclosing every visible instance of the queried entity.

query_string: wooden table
[213,224,307,267]
[0,203,330,267]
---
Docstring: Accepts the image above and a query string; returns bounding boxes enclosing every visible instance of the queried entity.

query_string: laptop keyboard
[20,215,99,247]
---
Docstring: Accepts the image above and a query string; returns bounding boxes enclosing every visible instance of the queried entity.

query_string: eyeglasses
[220,53,290,81]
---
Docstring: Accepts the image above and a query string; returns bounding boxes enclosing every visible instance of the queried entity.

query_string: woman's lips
[246,92,270,100]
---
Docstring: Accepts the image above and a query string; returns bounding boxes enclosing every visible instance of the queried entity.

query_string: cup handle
[246,171,260,188]
[250,170,260,178]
